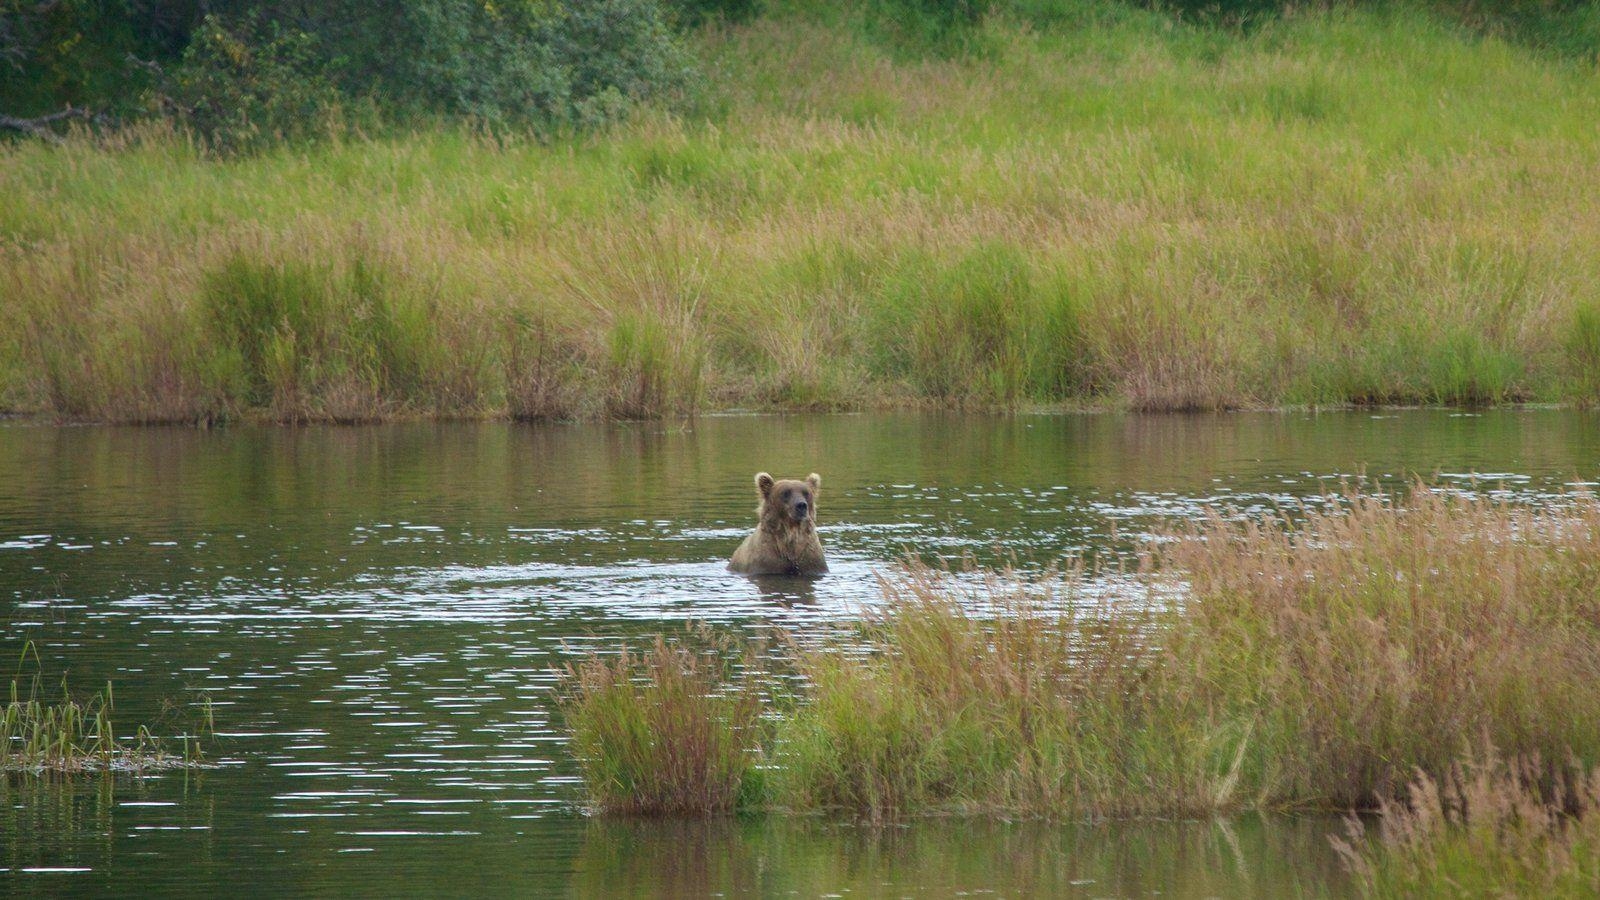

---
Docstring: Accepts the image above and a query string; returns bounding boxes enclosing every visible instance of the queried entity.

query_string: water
[2,409,1597,896]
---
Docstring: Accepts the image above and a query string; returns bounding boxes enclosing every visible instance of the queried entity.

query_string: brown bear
[728,472,827,576]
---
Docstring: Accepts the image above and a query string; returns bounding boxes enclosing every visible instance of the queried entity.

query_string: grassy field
[5,3,1600,421]
[560,483,1600,821]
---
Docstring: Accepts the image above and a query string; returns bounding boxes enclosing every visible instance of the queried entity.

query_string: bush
[165,15,342,149]
[169,0,694,138]
[0,0,183,118]
[3,1,695,144]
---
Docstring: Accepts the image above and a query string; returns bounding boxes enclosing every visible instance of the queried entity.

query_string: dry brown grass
[1333,748,1600,896]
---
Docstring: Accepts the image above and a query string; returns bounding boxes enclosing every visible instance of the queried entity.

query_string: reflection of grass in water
[2,645,211,776]
[569,815,1347,898]
[563,482,1600,821]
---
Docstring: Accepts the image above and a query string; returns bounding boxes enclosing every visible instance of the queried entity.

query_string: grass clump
[1333,749,1600,897]
[1162,483,1600,807]
[562,482,1600,820]
[201,253,431,421]
[2,667,208,776]
[773,568,1207,819]
[559,631,764,816]
[1566,302,1600,402]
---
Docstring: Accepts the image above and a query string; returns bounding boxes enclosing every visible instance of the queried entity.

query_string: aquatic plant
[559,631,764,815]
[1,667,208,776]
[0,640,212,775]
[561,482,1600,819]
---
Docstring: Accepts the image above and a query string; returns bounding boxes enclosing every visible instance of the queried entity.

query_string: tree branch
[0,106,96,144]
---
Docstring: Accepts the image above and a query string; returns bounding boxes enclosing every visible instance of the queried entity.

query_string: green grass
[560,482,1600,819]
[559,630,764,815]
[5,4,1600,420]
[2,659,210,775]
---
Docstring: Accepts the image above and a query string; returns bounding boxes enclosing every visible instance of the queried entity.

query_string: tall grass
[772,568,1208,820]
[5,4,1600,420]
[560,483,1600,819]
[1162,484,1600,806]
[560,631,764,815]
[1333,749,1600,897]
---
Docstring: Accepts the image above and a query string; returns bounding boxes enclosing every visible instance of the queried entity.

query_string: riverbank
[5,4,1600,424]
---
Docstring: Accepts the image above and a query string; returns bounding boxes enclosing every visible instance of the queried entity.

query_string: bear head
[756,472,821,529]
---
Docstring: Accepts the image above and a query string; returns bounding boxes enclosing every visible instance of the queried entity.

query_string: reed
[1,672,206,776]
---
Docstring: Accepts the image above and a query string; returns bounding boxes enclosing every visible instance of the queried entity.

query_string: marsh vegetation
[561,482,1600,890]
[6,3,1600,421]
[1,654,209,776]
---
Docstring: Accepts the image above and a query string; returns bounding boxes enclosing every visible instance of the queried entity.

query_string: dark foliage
[2,0,694,145]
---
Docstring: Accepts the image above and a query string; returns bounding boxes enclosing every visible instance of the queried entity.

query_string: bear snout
[793,499,809,519]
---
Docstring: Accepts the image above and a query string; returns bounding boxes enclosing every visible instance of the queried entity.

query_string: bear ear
[755,472,774,497]
[806,473,821,493]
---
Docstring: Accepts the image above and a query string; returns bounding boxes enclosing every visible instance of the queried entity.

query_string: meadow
[5,3,1600,422]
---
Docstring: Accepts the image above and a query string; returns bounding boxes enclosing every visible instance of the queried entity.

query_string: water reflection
[571,816,1351,898]
[744,572,824,605]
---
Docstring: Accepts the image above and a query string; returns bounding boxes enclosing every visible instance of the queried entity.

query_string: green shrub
[0,0,178,118]
[165,15,342,149]
[3,0,694,144]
